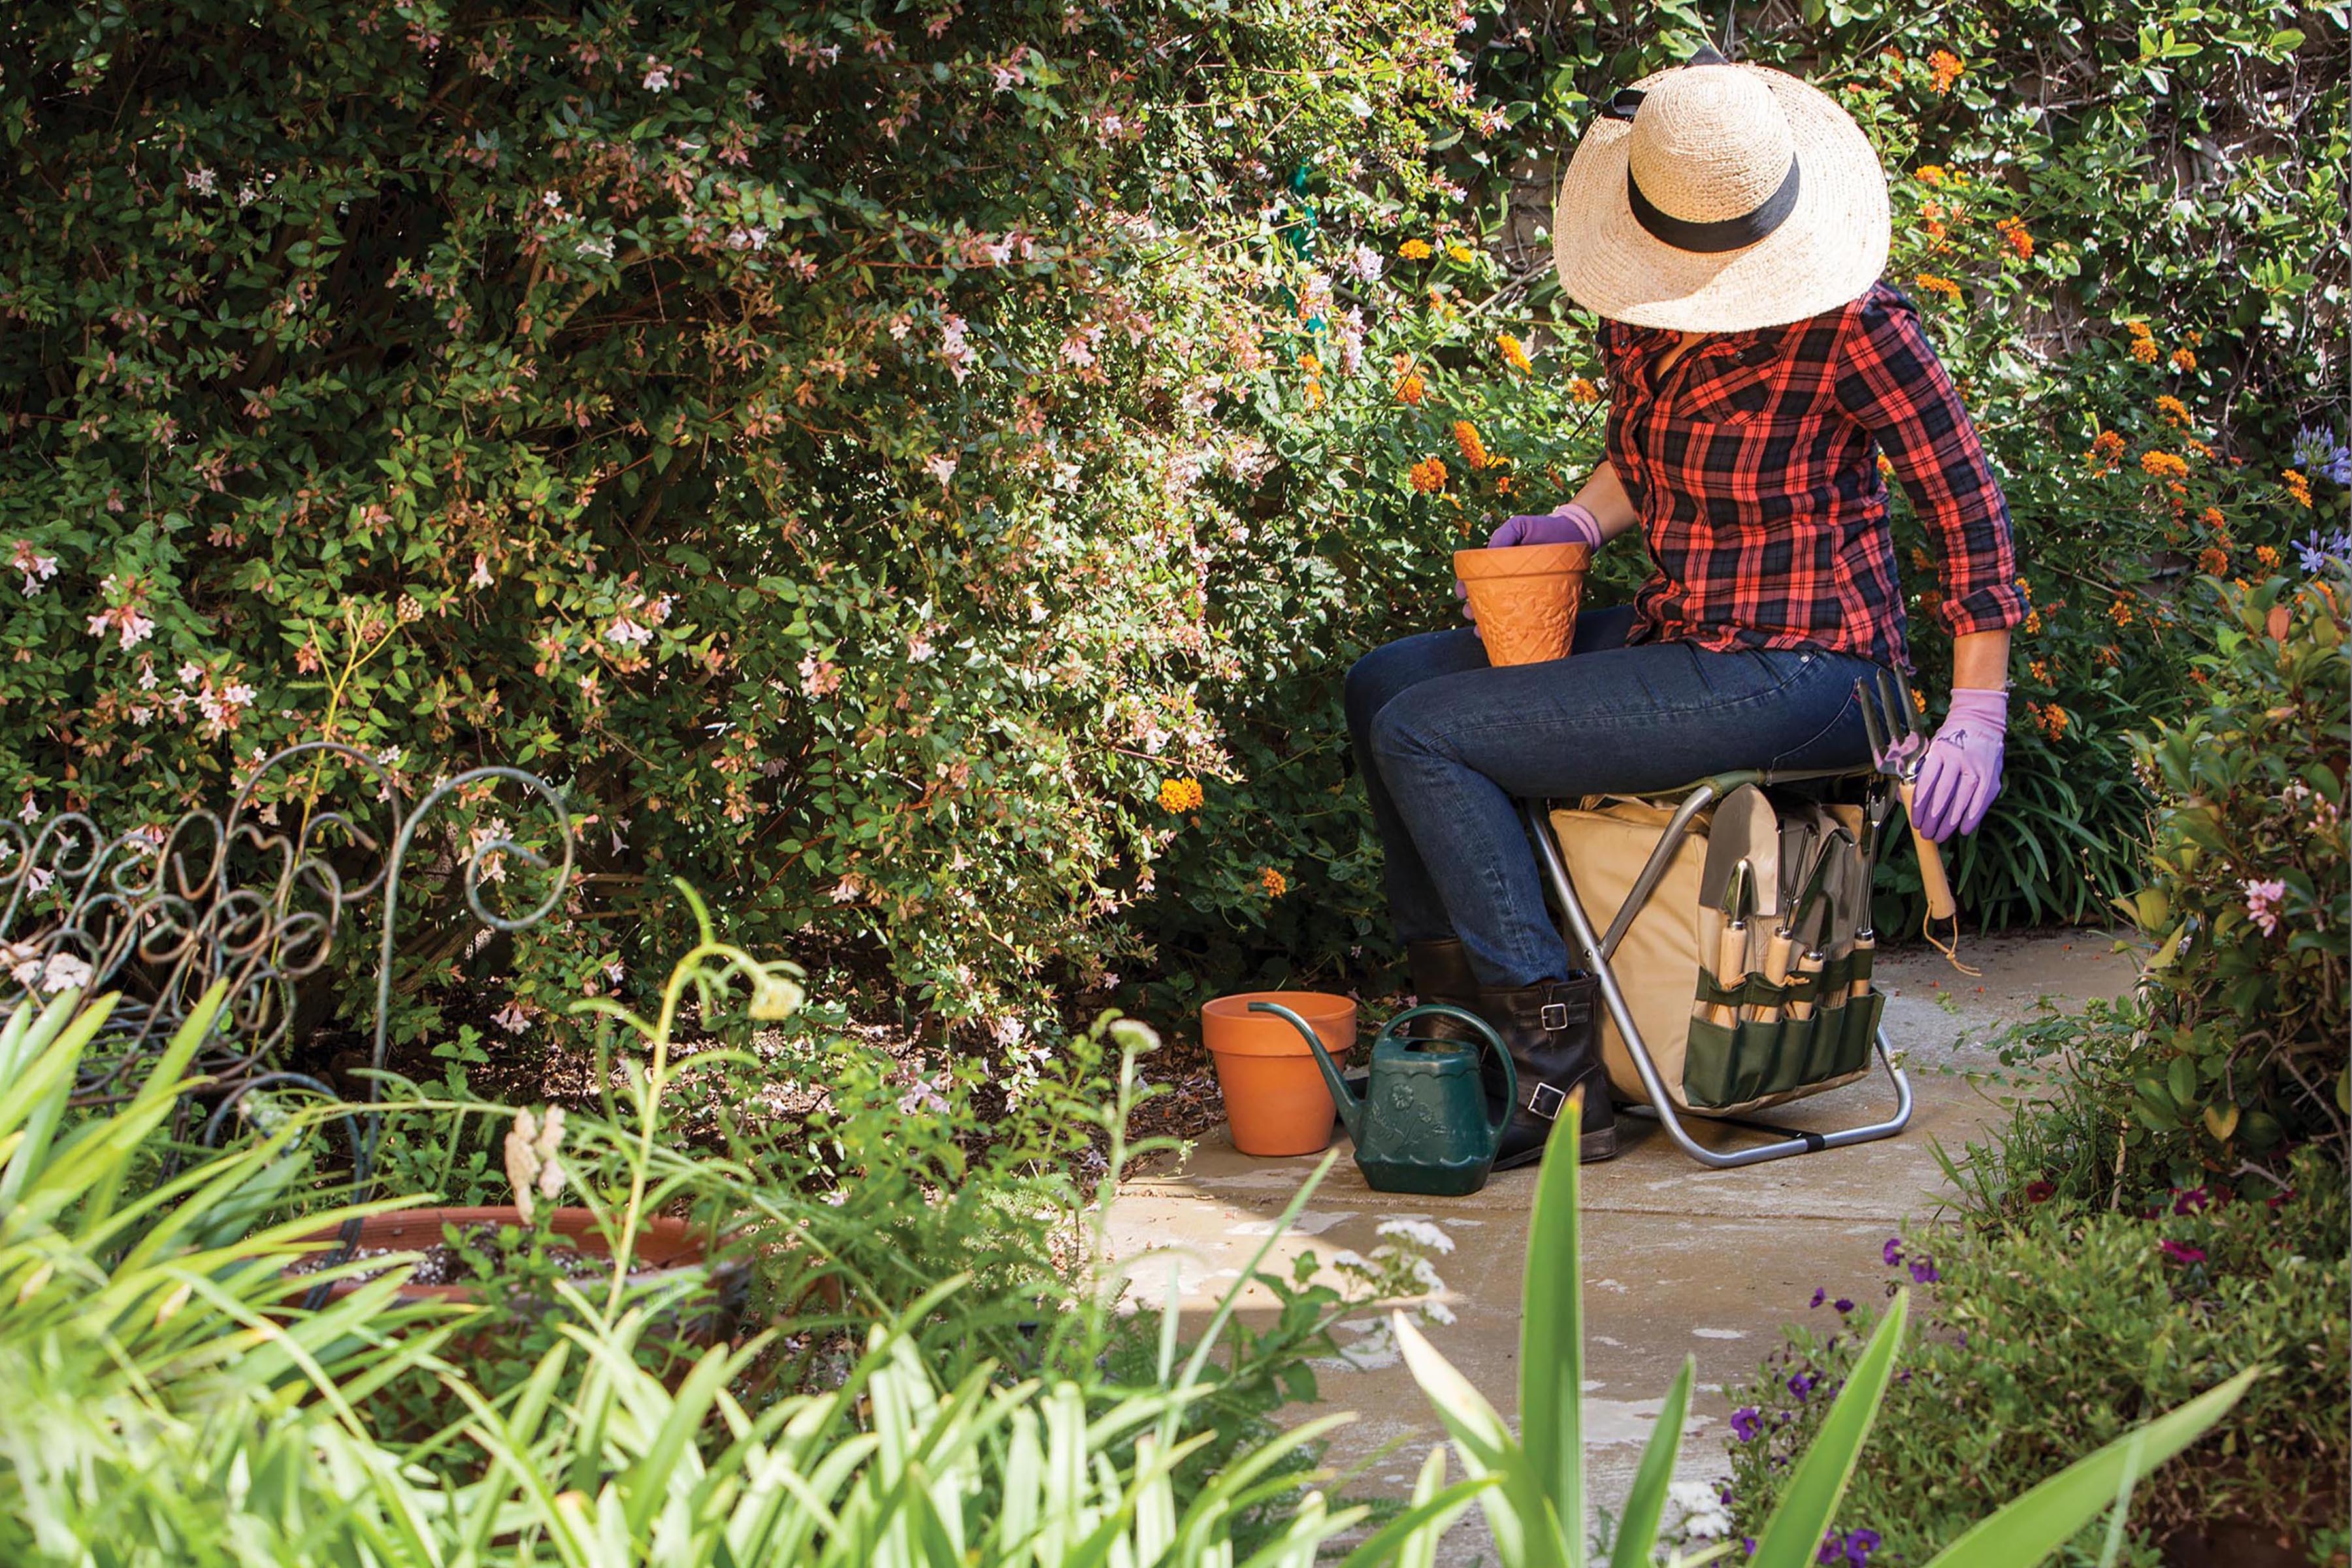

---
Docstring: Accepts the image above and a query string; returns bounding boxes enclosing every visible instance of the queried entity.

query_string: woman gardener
[1346,48,2021,1169]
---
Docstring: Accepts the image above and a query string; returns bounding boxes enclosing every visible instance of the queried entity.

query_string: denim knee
[1367,683,1452,770]
[1345,642,1413,733]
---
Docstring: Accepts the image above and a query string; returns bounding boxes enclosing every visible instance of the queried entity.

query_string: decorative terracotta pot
[1453,542,1591,665]
[287,1206,749,1347]
[1202,990,1357,1156]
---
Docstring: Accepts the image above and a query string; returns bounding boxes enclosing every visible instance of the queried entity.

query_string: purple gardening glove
[1910,688,2008,841]
[1457,504,1603,621]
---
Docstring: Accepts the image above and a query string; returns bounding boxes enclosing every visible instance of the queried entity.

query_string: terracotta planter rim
[286,1205,718,1305]
[1452,541,1592,579]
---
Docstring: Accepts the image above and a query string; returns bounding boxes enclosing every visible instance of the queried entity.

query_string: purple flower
[2293,425,2352,486]
[2160,1239,2208,1265]
[1834,1297,1855,1314]
[1818,1527,1884,1565]
[2172,1186,2211,1216]
[1908,1259,1940,1284]
[1731,1406,1763,1443]
[1882,1237,1903,1266]
[1788,1370,1818,1401]
[1810,1286,1827,1308]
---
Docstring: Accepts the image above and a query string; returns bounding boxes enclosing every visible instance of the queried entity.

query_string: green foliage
[2117,570,2351,1171]
[1722,1166,2347,1565]
[1392,1113,2263,1568]
[4,2,2340,1039]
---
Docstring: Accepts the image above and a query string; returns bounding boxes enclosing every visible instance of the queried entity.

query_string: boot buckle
[1539,1002,1570,1031]
[1527,1082,1567,1121]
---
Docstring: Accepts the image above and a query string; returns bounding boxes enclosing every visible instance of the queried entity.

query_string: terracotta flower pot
[1202,990,1356,1156]
[1454,542,1591,665]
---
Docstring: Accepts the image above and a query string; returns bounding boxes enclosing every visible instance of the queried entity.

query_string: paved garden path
[1103,928,2139,1548]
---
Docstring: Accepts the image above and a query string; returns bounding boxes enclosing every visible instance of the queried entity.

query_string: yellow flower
[1928,49,1963,93]
[1157,777,1204,813]
[1303,376,1326,411]
[2125,320,2153,340]
[1567,377,1601,405]
[2108,595,2134,627]
[1399,238,1433,260]
[1258,866,1288,899]
[1877,452,1897,479]
[1914,165,1948,186]
[1454,419,1489,470]
[1995,216,2033,260]
[2140,450,2189,481]
[2129,338,2159,364]
[1446,242,1475,264]
[1409,457,1448,494]
[2170,347,2197,372]
[1497,333,1532,372]
[2283,469,2313,508]
[1298,351,1320,374]
[2154,395,2189,427]
[2186,436,2214,459]
[2023,608,2043,635]
[1396,372,1426,406]
[2028,659,2049,683]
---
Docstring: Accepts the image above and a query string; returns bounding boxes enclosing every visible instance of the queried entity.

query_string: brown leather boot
[1473,977,1618,1169]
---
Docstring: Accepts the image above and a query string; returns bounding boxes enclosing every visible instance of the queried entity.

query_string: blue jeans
[1345,608,1882,988]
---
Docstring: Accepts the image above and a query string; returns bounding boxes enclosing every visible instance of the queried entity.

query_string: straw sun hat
[1552,45,1891,334]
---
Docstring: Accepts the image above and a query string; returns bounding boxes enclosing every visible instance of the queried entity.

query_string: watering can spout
[1247,1000,1361,1142]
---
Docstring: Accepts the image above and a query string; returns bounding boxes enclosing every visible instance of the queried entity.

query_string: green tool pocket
[1681,970,1881,1111]
[1836,985,1885,1077]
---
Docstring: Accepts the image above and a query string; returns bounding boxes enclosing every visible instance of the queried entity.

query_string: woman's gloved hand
[1910,688,2007,840]
[1458,505,1603,621]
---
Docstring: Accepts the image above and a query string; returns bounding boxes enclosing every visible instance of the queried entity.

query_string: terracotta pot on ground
[1454,541,1591,665]
[287,1206,749,1348]
[1202,990,1357,1156]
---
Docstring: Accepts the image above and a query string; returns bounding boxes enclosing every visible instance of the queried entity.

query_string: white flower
[1375,1218,1456,1255]
[607,615,653,647]
[18,794,38,825]
[575,235,615,261]
[540,189,564,212]
[376,745,404,767]
[183,166,217,196]
[40,953,93,993]
[906,634,934,662]
[135,663,157,691]
[468,553,494,588]
[898,1073,951,1116]
[642,62,674,91]
[924,453,958,486]
[1419,1299,1458,1326]
[1667,1480,1734,1540]
[1345,242,1384,284]
[830,876,862,904]
[177,662,202,687]
[12,542,57,597]
[493,1001,533,1034]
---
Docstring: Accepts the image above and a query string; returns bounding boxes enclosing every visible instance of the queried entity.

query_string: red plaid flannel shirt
[1597,279,2025,672]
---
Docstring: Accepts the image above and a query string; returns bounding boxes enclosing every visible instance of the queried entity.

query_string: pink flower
[2158,1240,2207,1266]
[2242,878,2287,936]
[798,650,842,698]
[12,542,57,597]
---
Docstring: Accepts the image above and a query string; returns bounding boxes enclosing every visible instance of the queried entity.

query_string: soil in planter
[286,1222,671,1288]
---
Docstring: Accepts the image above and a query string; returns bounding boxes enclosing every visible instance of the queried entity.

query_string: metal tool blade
[1889,665,1933,747]
[1711,784,1778,927]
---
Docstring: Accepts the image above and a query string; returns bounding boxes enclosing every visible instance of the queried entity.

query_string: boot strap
[1539,1001,1571,1030]
[1527,1082,1568,1121]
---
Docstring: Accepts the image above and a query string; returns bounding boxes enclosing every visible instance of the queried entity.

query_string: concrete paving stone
[1100,929,2139,1554]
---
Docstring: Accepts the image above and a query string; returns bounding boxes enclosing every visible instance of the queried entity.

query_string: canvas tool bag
[1547,787,1884,1118]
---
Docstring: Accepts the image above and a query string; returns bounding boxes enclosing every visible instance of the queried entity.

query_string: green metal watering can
[1247,1000,1517,1197]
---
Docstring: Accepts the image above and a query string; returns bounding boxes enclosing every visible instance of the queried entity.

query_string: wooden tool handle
[1788,949,1825,1021]
[1710,922,1746,1028]
[1694,907,1726,1026]
[1746,931,1797,1024]
[1848,934,1875,1004]
[1897,779,1957,921]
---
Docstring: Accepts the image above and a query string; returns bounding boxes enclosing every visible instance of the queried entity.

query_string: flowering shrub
[0,0,2342,1045]
[2119,568,2349,1175]
[1721,1162,2350,1564]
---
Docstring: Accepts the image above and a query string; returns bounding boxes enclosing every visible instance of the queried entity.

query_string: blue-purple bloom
[1788,1370,1818,1401]
[2293,425,2352,486]
[1882,1237,1903,1266]
[1810,1286,1826,1309]
[2296,527,2352,575]
[1909,1259,1940,1284]
[1731,1405,1763,1443]
[1834,1296,1855,1313]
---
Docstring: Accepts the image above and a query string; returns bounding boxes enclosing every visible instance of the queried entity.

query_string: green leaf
[1921,1368,2262,1567]
[1609,1355,1693,1568]
[1520,1111,1586,1561]
[1748,1292,1910,1567]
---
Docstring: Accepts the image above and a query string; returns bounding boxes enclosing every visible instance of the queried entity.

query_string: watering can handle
[1384,1004,1517,1146]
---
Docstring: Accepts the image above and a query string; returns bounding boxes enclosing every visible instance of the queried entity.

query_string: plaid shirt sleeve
[1833,287,2026,640]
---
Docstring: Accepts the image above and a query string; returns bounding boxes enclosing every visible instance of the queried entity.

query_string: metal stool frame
[1521,766,1914,1169]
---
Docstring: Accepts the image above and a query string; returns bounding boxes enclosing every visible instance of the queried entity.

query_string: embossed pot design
[1453,541,1591,665]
